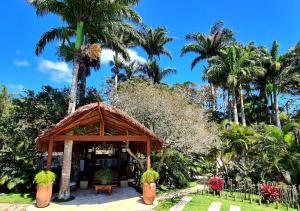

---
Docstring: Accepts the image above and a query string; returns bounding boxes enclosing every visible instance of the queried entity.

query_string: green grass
[156,193,297,211]
[0,193,34,204]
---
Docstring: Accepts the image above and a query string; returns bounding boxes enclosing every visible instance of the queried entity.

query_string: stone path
[158,184,205,201]
[229,205,241,211]
[169,196,192,211]
[27,187,156,211]
[0,203,29,211]
[208,202,222,211]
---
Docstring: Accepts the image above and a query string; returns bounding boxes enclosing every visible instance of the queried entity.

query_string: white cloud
[14,59,30,67]
[7,84,25,93]
[101,49,146,65]
[16,49,24,56]
[38,59,72,83]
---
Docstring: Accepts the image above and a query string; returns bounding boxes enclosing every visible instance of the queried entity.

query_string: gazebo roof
[36,102,163,152]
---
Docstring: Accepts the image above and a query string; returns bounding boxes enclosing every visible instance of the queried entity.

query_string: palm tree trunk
[228,89,232,121]
[210,83,217,112]
[239,84,246,126]
[273,83,281,128]
[232,88,239,124]
[114,74,118,90]
[79,65,86,104]
[270,93,274,124]
[59,21,84,200]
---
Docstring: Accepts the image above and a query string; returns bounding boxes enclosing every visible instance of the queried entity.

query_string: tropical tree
[181,21,234,111]
[141,60,177,84]
[30,0,141,199]
[206,44,262,125]
[140,26,173,62]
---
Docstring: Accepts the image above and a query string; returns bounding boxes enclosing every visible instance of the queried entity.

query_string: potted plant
[94,168,112,185]
[141,169,159,205]
[34,170,56,208]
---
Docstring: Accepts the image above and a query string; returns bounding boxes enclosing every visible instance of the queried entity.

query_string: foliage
[111,79,218,154]
[208,177,224,191]
[261,184,280,202]
[34,170,56,185]
[141,169,159,184]
[153,149,191,189]
[93,169,112,183]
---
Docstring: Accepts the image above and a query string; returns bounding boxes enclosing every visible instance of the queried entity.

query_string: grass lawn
[157,180,199,195]
[0,193,34,204]
[156,193,297,211]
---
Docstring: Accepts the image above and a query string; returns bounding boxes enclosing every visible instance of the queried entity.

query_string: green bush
[34,170,55,185]
[141,169,159,184]
[94,169,112,184]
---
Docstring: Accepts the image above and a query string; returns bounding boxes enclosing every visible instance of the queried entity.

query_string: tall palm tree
[207,44,261,125]
[30,0,141,199]
[140,26,173,62]
[142,60,177,84]
[181,21,234,112]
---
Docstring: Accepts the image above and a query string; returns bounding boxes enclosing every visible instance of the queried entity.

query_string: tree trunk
[232,88,239,124]
[114,73,118,91]
[156,144,167,172]
[210,83,217,112]
[228,89,232,121]
[270,93,274,124]
[239,84,246,126]
[79,65,87,104]
[58,21,84,200]
[273,83,281,128]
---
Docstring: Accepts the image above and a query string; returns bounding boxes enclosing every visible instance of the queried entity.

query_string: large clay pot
[143,182,156,205]
[36,183,53,208]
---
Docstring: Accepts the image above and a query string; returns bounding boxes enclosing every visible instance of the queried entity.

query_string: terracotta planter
[36,183,53,208]
[143,182,156,205]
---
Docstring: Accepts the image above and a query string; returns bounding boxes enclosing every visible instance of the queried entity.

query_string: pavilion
[36,102,163,187]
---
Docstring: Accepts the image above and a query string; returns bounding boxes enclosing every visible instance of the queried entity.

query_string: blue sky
[1,0,300,94]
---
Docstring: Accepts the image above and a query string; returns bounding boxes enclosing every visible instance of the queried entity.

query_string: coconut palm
[142,60,177,84]
[181,21,234,111]
[30,0,141,199]
[140,26,173,62]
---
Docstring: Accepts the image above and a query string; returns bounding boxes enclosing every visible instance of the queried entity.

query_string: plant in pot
[141,169,159,205]
[94,168,112,185]
[34,170,56,208]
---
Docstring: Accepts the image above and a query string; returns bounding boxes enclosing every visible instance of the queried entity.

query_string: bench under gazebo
[35,102,163,191]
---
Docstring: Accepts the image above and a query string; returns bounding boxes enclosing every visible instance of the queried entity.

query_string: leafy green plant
[94,169,112,184]
[34,170,56,185]
[141,169,159,184]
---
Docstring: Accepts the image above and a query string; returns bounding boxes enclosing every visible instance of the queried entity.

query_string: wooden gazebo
[36,102,163,183]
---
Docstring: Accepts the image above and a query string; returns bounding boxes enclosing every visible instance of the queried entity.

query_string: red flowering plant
[208,177,224,194]
[260,184,280,202]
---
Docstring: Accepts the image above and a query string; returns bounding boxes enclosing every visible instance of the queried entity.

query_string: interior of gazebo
[36,102,163,189]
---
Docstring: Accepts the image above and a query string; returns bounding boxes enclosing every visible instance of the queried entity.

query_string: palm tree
[140,26,173,62]
[207,44,261,125]
[181,21,234,111]
[30,0,141,199]
[142,60,177,84]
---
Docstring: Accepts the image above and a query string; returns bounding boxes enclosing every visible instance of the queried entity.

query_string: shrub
[141,169,159,184]
[208,177,224,191]
[34,170,56,185]
[94,169,112,183]
[260,184,280,202]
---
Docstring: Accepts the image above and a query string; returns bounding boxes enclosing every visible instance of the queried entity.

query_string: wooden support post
[46,140,53,170]
[146,139,151,170]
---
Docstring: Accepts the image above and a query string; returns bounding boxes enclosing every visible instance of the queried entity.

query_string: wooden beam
[98,102,104,136]
[53,135,150,142]
[46,140,53,170]
[146,139,151,170]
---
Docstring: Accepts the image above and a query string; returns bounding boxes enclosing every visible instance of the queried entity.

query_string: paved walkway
[158,184,205,200]
[229,205,241,211]
[27,187,156,211]
[169,196,192,211]
[0,203,29,211]
[208,202,222,211]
